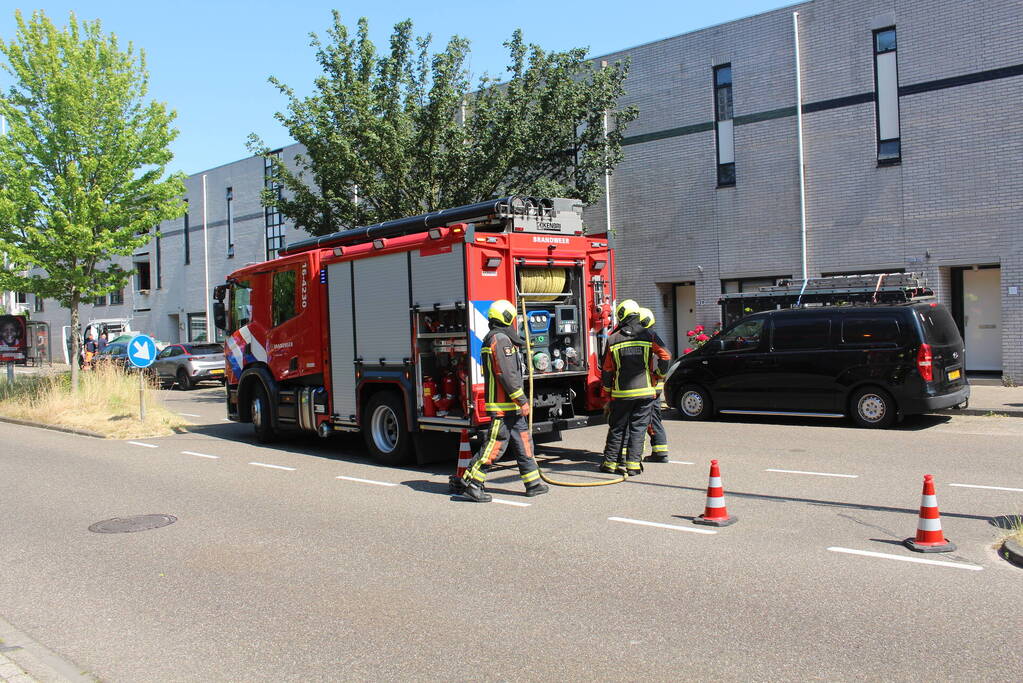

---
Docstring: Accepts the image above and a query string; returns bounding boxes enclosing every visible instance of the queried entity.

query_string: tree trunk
[70,293,80,393]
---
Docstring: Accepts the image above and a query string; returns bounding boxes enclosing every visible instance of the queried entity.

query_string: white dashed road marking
[335,475,397,487]
[669,460,695,465]
[827,547,983,571]
[766,468,858,478]
[492,498,531,507]
[182,450,220,459]
[249,462,295,471]
[608,516,717,535]
[949,483,1023,493]
[178,413,201,417]
[128,441,158,448]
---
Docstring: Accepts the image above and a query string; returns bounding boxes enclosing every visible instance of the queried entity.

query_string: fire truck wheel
[363,391,413,466]
[251,383,277,443]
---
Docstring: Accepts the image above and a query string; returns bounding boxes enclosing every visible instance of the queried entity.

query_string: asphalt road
[2,386,1022,681]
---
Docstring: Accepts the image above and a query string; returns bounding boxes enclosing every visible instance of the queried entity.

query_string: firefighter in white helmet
[460,299,549,502]
[599,299,671,475]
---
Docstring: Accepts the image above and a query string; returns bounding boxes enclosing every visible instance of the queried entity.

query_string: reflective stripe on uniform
[651,445,668,452]
[508,388,524,401]
[521,470,540,483]
[610,387,657,398]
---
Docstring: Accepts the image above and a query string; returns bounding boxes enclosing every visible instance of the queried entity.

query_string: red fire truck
[212,196,616,465]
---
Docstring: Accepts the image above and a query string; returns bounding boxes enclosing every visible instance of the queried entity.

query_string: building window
[271,269,297,327]
[713,64,735,187]
[33,295,44,313]
[721,276,789,294]
[155,230,162,289]
[187,313,208,342]
[183,200,190,265]
[109,289,124,305]
[264,152,286,260]
[226,187,235,258]
[135,261,152,291]
[873,27,901,164]
[94,294,107,306]
[15,291,27,304]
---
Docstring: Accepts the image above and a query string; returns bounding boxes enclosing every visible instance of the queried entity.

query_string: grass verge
[0,364,186,439]
[999,515,1023,547]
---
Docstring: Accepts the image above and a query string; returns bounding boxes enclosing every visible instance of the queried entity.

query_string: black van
[663,301,969,428]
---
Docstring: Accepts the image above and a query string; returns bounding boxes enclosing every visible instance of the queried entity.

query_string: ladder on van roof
[719,272,934,325]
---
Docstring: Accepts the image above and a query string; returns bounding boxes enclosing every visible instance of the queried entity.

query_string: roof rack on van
[719,272,934,325]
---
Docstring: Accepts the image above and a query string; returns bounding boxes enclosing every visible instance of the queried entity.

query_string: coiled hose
[520,297,626,487]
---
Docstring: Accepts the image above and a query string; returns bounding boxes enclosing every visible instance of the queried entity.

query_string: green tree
[251,12,636,235]
[0,11,185,387]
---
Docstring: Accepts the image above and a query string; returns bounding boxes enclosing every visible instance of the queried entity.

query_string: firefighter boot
[644,453,669,463]
[462,481,492,503]
[524,481,549,497]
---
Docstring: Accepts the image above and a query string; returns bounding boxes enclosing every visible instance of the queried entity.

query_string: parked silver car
[152,343,226,390]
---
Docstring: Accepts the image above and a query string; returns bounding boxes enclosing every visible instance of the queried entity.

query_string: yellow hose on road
[520,297,625,487]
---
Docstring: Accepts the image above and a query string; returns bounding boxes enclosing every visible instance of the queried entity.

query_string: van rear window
[772,318,831,350]
[841,318,900,344]
[917,306,960,346]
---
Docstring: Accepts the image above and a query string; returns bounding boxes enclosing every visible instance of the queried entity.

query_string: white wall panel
[876,52,901,140]
[717,120,735,164]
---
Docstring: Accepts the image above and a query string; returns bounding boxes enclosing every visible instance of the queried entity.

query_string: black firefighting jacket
[481,325,527,414]
[600,318,672,399]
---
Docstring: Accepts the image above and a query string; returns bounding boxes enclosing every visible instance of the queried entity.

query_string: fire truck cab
[213,196,616,465]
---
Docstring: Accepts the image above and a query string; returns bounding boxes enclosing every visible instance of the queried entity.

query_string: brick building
[584,0,1022,380]
[24,0,1023,379]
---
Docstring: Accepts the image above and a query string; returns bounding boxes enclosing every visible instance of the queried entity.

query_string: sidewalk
[0,652,35,683]
[948,384,1023,417]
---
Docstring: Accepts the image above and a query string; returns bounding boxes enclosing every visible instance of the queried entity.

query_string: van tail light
[917,343,933,382]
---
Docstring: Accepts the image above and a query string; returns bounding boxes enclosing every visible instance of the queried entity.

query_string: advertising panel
[0,315,28,363]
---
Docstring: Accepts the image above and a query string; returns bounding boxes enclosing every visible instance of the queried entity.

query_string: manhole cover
[88,514,177,534]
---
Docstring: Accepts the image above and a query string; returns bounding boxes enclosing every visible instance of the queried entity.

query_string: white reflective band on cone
[920,495,937,507]
[708,477,722,487]
[917,517,943,532]
[705,496,726,508]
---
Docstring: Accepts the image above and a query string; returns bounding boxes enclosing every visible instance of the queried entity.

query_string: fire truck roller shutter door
[519,268,567,302]
[411,242,465,307]
[327,261,358,421]
[354,252,412,364]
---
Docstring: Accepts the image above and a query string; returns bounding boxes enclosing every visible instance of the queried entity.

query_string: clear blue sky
[1,1,793,176]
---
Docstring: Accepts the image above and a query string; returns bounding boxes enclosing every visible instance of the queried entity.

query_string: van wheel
[850,387,896,429]
[251,383,277,443]
[363,392,413,466]
[675,384,713,421]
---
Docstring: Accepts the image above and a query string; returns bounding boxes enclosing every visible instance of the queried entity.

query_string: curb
[0,415,105,439]
[1000,538,1023,569]
[0,614,96,682]
[933,408,1023,419]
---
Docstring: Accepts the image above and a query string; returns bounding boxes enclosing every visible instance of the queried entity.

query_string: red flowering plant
[682,322,723,355]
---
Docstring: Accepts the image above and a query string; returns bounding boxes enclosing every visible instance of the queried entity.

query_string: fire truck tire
[251,383,277,443]
[363,391,413,466]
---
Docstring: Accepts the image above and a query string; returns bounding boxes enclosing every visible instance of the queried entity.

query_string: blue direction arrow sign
[127,334,158,369]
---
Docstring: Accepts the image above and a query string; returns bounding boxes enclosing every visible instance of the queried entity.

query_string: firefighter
[638,307,671,463]
[460,299,549,502]
[599,300,671,476]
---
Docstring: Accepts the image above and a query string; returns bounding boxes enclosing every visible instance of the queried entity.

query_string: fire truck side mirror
[213,302,227,331]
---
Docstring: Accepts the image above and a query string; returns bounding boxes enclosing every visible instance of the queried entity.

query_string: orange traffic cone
[904,474,955,553]
[693,459,737,527]
[448,429,472,493]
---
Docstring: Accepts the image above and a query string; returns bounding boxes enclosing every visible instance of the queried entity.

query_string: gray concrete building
[23,0,1023,380]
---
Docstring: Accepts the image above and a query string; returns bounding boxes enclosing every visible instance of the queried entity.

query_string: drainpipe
[793,11,808,281]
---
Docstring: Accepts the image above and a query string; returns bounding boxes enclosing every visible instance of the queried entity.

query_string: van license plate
[948,369,961,381]
[211,369,224,375]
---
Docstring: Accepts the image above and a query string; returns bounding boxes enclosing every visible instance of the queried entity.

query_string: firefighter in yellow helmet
[638,307,671,463]
[599,300,671,475]
[460,299,549,502]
